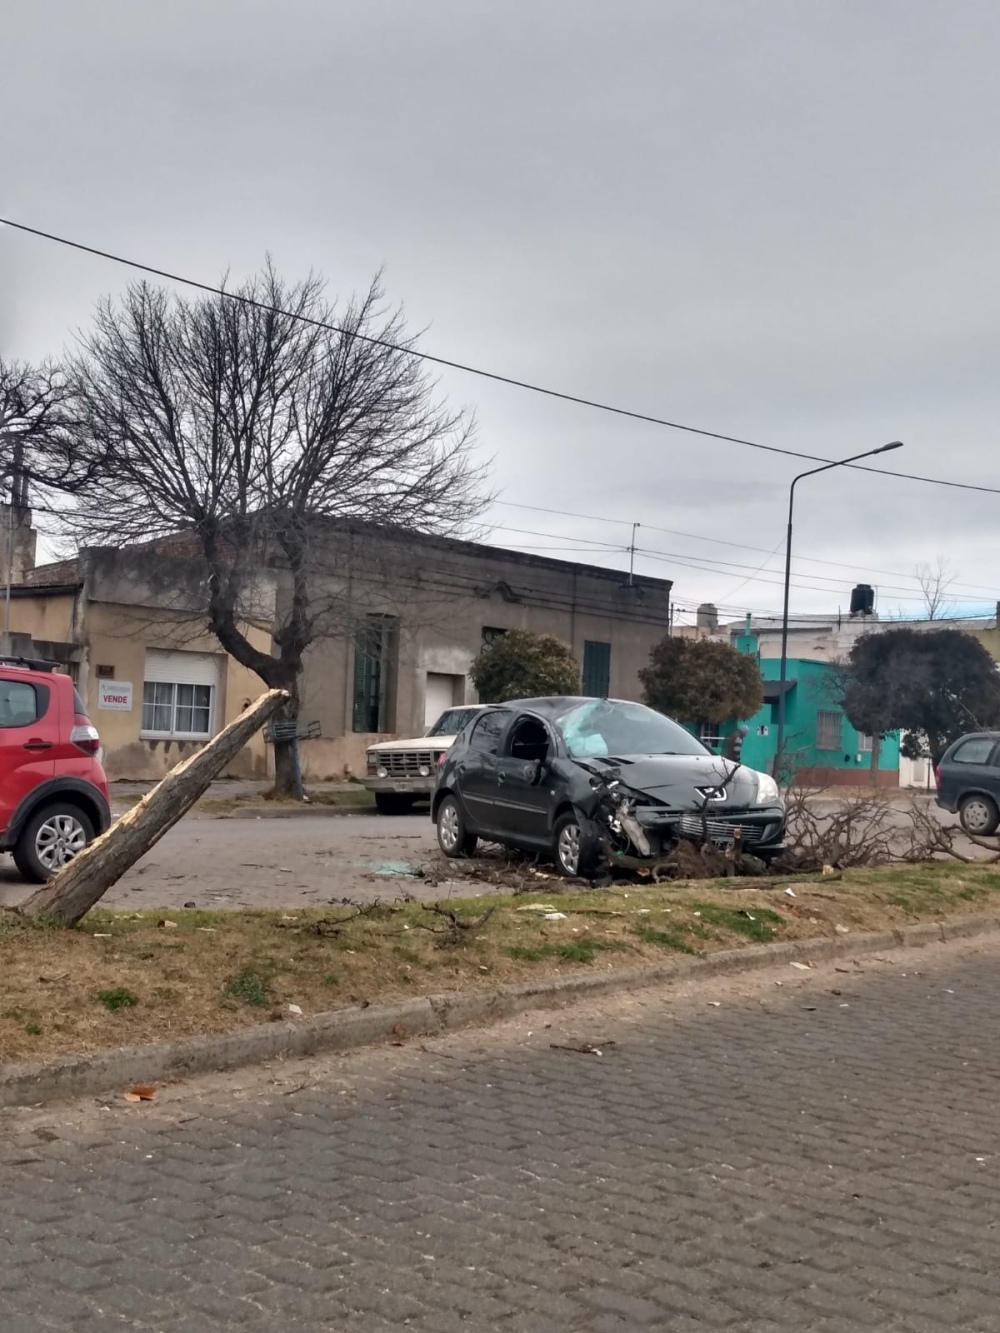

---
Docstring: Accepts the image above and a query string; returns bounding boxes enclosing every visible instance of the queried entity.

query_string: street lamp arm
[774,440,903,782]
[788,442,905,512]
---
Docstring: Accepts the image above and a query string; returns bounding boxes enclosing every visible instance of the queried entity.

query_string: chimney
[696,602,719,633]
[0,453,36,583]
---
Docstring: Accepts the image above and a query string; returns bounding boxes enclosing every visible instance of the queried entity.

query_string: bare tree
[915,556,956,620]
[0,358,94,501]
[44,264,488,795]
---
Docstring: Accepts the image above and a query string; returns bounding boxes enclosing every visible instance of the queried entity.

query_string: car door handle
[497,769,506,784]
[22,739,53,751]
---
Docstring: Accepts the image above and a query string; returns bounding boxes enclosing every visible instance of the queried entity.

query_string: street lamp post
[774,441,904,780]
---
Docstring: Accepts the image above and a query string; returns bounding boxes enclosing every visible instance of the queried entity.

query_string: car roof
[499,696,629,716]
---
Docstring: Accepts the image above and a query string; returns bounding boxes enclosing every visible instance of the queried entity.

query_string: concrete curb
[3,912,999,1109]
[219,803,378,820]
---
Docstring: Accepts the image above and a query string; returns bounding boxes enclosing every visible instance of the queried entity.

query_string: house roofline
[0,583,83,598]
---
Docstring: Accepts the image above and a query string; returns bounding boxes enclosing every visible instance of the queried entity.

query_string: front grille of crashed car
[374,750,440,777]
[677,814,776,845]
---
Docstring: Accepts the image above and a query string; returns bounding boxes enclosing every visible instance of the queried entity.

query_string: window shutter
[144,650,220,688]
[582,641,611,697]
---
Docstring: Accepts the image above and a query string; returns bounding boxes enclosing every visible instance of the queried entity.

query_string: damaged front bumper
[581,788,785,870]
[631,803,786,855]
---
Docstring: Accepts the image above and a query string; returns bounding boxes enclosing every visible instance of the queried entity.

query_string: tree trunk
[20,689,287,926]
[270,689,303,800]
[869,733,882,787]
[272,735,303,800]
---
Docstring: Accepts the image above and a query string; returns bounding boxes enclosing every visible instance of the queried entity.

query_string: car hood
[368,735,457,753]
[576,753,766,807]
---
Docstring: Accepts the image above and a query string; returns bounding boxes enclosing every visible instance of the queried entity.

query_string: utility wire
[3,215,1000,497]
[491,500,1000,599]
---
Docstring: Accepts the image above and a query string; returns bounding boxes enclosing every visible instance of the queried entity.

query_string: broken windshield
[557,700,709,759]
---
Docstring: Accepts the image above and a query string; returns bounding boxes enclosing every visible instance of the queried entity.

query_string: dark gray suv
[935,732,1000,835]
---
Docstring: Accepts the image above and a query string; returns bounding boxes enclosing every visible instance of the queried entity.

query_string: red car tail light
[71,717,101,755]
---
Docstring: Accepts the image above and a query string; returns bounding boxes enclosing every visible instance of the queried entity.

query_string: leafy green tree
[842,628,1000,765]
[470,630,581,703]
[639,637,763,730]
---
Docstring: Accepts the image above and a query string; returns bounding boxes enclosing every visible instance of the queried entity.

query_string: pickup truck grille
[677,814,772,845]
[376,750,438,777]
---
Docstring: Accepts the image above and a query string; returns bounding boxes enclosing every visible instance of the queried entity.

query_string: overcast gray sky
[4,0,1000,623]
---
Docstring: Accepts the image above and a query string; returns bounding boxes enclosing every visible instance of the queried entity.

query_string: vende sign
[98,680,133,711]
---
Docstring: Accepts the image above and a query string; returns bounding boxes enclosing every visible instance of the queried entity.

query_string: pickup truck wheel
[436,795,477,857]
[374,793,416,815]
[14,803,95,883]
[960,794,1000,836]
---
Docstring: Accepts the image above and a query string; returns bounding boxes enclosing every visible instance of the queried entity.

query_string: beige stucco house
[2,503,675,782]
[9,539,275,782]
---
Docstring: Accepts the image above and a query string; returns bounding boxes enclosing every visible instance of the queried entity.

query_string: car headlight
[755,772,780,806]
[377,766,388,779]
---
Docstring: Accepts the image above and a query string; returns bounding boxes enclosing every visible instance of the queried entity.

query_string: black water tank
[850,583,875,616]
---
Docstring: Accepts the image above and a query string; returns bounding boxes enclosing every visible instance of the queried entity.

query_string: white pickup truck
[364,705,486,814]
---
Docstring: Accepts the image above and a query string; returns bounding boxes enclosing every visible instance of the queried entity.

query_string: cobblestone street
[3,935,1000,1331]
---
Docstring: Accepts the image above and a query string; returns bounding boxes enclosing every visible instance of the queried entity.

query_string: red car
[0,658,111,881]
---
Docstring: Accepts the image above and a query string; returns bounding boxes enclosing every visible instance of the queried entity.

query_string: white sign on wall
[98,680,133,711]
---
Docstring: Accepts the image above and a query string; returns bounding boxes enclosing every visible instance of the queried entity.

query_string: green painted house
[719,631,900,785]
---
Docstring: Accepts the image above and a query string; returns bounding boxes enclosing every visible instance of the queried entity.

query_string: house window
[582,640,611,697]
[352,616,398,733]
[142,650,218,739]
[858,733,874,753]
[142,683,213,737]
[698,722,722,752]
[816,710,844,751]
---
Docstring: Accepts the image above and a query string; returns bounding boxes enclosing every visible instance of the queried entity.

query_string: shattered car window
[557,700,709,759]
[427,707,480,737]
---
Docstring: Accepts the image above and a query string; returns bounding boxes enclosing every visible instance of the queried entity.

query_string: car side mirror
[524,759,544,786]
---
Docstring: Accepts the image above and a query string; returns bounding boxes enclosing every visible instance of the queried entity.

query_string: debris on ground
[124,1086,157,1103]
[550,1040,615,1056]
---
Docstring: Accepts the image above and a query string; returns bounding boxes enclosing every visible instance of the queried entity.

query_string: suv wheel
[436,795,477,858]
[960,794,1000,837]
[14,804,95,883]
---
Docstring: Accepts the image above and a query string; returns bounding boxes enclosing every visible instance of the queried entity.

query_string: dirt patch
[200,789,377,814]
[3,862,1000,1064]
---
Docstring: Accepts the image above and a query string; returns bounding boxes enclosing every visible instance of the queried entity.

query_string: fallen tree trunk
[20,689,288,926]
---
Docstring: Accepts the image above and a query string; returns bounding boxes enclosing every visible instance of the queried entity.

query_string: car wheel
[960,794,1000,836]
[14,803,95,883]
[374,793,416,816]
[436,795,477,858]
[553,812,586,876]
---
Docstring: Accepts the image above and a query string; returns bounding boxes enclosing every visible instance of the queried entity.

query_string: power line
[490,500,1000,599]
[486,520,996,602]
[4,214,1000,498]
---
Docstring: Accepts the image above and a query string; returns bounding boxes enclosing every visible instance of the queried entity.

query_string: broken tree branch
[19,689,288,926]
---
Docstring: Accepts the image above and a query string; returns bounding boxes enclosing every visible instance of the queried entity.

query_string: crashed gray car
[432,696,786,876]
